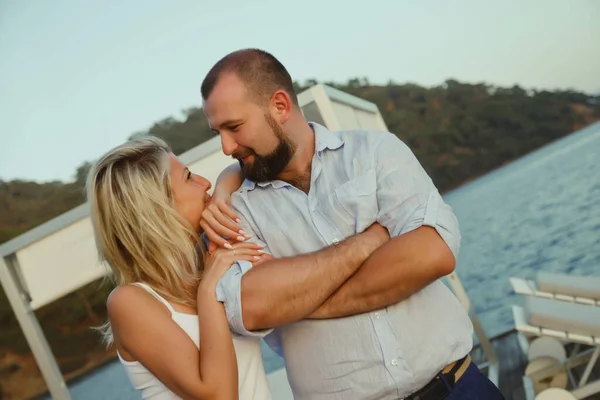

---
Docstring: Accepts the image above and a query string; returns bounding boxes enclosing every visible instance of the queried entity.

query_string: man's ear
[271,89,292,124]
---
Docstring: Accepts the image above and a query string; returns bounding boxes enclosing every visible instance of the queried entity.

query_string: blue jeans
[445,362,505,399]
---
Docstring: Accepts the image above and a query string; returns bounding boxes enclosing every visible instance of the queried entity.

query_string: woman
[87,136,271,400]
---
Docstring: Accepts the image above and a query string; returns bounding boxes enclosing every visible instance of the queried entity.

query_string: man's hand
[309,226,455,319]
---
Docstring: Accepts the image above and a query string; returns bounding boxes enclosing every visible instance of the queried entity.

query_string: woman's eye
[187,171,192,180]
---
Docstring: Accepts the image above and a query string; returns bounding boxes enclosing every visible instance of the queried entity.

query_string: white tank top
[117,282,272,400]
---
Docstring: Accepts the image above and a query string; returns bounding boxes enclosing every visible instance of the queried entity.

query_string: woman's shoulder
[107,283,171,322]
[107,283,145,307]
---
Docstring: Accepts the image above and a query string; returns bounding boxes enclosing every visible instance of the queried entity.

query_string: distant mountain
[1,79,599,245]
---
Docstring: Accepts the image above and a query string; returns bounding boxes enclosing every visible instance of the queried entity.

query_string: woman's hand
[199,241,265,294]
[201,162,247,249]
[200,194,249,250]
[253,252,273,266]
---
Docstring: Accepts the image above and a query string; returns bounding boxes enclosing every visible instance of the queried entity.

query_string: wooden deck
[471,330,600,400]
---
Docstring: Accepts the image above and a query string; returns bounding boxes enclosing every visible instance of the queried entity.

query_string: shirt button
[374,312,380,319]
[391,359,398,366]
[332,238,340,245]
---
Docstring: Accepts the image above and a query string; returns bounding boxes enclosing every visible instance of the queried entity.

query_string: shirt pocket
[332,169,379,233]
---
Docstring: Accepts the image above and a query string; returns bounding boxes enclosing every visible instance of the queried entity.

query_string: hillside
[2,79,599,245]
[0,79,599,399]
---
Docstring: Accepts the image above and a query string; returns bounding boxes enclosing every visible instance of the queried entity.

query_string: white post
[312,84,342,131]
[0,255,71,399]
[446,271,499,386]
[374,111,389,132]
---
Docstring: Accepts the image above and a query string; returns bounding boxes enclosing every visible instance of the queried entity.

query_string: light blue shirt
[216,123,474,399]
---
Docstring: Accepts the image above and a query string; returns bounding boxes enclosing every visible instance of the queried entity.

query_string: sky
[1,0,599,183]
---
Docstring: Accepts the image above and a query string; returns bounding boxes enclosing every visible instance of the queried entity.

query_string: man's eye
[230,124,241,132]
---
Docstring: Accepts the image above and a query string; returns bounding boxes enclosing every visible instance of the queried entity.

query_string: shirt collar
[311,122,344,152]
[239,121,344,191]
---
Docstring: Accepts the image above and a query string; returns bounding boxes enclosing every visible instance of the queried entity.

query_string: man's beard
[233,114,296,182]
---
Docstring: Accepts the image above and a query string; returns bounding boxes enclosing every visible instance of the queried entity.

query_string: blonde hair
[86,136,204,344]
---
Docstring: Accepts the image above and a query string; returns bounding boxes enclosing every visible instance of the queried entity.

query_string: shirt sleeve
[215,260,273,338]
[214,192,273,338]
[374,132,461,259]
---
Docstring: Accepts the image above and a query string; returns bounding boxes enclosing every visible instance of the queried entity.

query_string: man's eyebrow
[215,119,244,129]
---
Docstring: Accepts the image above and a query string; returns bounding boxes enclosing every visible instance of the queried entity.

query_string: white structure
[0,84,388,400]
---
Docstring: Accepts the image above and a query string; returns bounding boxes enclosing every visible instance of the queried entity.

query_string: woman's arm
[200,163,247,248]
[109,286,232,400]
[108,243,263,400]
[194,287,238,400]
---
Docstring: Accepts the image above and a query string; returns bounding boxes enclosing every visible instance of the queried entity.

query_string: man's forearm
[309,226,456,319]
[241,227,386,330]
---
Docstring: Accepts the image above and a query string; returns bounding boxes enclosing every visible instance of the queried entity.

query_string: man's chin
[243,167,270,183]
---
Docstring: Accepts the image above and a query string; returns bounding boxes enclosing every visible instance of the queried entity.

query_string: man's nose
[221,134,237,156]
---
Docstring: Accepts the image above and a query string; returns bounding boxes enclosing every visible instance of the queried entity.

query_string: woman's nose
[192,174,211,190]
[201,177,212,191]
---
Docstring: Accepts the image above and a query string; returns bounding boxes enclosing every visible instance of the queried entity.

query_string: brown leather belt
[403,355,471,400]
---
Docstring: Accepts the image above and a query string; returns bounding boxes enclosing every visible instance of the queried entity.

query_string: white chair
[525,337,569,394]
[525,356,569,394]
[512,296,600,399]
[535,387,577,399]
[527,337,567,363]
[510,271,600,307]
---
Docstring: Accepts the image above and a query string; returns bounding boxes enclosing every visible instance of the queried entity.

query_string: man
[201,48,504,399]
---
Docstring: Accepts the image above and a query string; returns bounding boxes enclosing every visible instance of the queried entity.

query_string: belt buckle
[404,356,466,400]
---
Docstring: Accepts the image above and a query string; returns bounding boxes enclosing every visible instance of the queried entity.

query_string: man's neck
[277,121,316,193]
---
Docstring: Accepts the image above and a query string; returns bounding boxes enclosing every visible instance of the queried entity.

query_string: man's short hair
[201,48,299,107]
